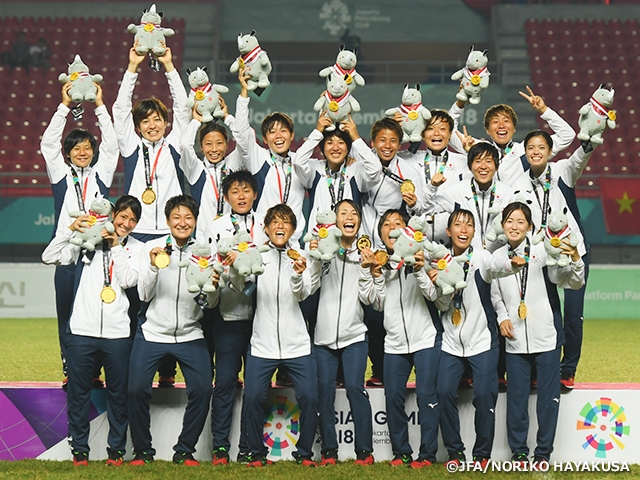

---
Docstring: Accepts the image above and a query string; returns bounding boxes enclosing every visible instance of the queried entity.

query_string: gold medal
[437,258,448,270]
[452,309,462,326]
[608,110,616,121]
[100,285,116,304]
[87,215,97,226]
[198,258,209,269]
[407,111,419,121]
[237,242,249,252]
[356,235,372,252]
[195,90,205,101]
[287,249,300,260]
[345,74,353,85]
[238,57,245,69]
[318,227,329,239]
[144,23,155,32]
[141,187,156,205]
[400,179,415,194]
[550,236,561,248]
[69,72,79,82]
[155,251,170,269]
[374,249,389,266]
[471,74,481,86]
[413,231,424,242]
[518,301,527,320]
[328,101,339,112]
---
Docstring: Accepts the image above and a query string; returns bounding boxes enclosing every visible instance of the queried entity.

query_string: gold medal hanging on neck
[452,308,462,326]
[518,301,527,320]
[100,285,117,304]
[142,187,156,205]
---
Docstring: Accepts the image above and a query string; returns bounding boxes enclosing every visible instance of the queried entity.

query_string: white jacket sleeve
[548,257,585,291]
[352,138,383,192]
[112,70,140,158]
[111,244,139,289]
[291,267,313,302]
[165,69,191,151]
[41,104,69,184]
[179,119,206,185]
[41,228,79,266]
[542,107,576,159]
[559,144,594,188]
[137,248,159,301]
[414,268,439,301]
[308,258,324,296]
[292,129,323,188]
[229,95,265,173]
[358,266,385,311]
[94,104,119,188]
[492,282,511,325]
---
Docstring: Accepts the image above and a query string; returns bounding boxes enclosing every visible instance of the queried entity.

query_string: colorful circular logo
[577,397,630,459]
[263,395,300,457]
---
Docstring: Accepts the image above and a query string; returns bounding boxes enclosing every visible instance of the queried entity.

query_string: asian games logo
[319,0,351,36]
[576,397,630,459]
[263,395,300,457]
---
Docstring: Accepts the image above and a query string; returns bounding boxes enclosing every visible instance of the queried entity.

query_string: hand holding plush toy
[313,73,361,131]
[577,84,615,146]
[426,243,468,296]
[532,208,578,267]
[389,216,433,265]
[178,240,218,293]
[229,30,271,95]
[69,196,114,252]
[58,55,103,104]
[185,66,229,123]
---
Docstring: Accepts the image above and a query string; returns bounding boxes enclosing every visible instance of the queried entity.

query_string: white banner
[38,387,638,464]
[0,264,55,318]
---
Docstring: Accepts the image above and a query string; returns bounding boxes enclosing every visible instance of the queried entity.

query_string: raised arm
[228,68,265,173]
[93,84,119,188]
[179,116,206,186]
[41,84,72,184]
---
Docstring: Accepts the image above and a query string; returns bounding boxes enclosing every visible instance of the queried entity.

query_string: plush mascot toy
[385,84,432,153]
[186,66,229,123]
[179,240,217,293]
[451,46,490,105]
[58,54,103,103]
[229,30,271,96]
[426,243,468,296]
[532,207,578,267]
[69,195,114,252]
[128,3,175,70]
[313,73,361,131]
[304,210,343,261]
[388,216,432,265]
[319,45,365,94]
[577,84,615,145]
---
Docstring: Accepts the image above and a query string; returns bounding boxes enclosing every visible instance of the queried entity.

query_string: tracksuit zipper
[174,248,182,342]
[398,274,410,352]
[335,257,346,349]
[276,253,282,358]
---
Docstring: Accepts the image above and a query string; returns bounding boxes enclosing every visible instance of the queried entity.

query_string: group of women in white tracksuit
[40,33,598,468]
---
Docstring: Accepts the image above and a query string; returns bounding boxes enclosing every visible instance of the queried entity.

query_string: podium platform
[0,382,637,463]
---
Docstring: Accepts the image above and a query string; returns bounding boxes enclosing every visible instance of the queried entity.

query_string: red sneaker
[105,450,124,466]
[73,452,88,466]
[297,457,318,467]
[247,456,273,467]
[212,447,230,465]
[365,376,383,387]
[320,456,337,466]
[355,453,374,465]
[410,459,433,469]
[560,374,575,391]
[129,452,154,466]
[389,453,412,466]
